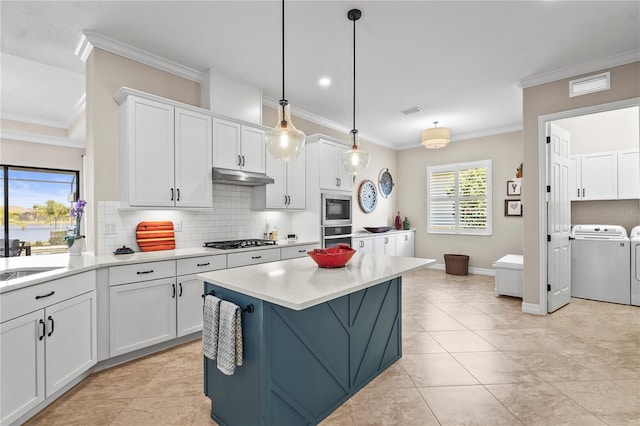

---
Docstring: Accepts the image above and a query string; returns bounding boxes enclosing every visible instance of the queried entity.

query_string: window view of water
[1,166,79,256]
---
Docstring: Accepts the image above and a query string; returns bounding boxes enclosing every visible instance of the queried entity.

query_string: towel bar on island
[203,291,254,314]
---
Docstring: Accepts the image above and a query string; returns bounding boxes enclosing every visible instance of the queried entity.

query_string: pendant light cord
[281,0,285,101]
[352,14,356,132]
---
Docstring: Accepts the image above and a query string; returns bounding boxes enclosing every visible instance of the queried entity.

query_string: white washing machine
[570,224,630,305]
[631,226,640,307]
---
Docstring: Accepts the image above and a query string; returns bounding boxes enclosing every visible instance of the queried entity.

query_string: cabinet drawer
[1,271,96,323]
[227,248,280,268]
[177,255,226,276]
[108,260,176,286]
[281,244,320,260]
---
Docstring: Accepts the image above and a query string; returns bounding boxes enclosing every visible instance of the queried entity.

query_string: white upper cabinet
[116,89,212,208]
[213,117,266,174]
[175,108,213,207]
[617,149,640,199]
[318,139,353,192]
[570,150,638,201]
[580,152,617,200]
[253,146,306,210]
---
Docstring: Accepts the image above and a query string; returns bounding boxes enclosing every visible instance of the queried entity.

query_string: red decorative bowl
[307,244,356,268]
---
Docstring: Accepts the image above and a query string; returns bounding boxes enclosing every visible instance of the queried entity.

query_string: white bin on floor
[493,254,523,298]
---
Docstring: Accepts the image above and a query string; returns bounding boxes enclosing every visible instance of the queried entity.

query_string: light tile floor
[25,269,640,425]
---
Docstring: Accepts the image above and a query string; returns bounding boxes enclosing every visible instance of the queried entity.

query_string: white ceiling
[1,1,639,149]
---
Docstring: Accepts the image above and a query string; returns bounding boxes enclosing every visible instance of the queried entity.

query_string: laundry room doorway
[540,99,640,313]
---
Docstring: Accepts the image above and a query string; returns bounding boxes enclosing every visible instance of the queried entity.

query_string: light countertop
[352,228,416,237]
[0,240,319,293]
[198,253,435,311]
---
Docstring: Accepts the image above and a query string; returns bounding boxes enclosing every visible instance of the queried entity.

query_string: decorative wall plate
[378,168,394,198]
[358,180,378,213]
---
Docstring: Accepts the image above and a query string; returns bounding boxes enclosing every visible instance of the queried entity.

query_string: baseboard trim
[522,302,545,316]
[427,263,495,276]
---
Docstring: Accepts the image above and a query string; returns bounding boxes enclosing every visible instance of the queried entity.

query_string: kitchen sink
[0,267,63,281]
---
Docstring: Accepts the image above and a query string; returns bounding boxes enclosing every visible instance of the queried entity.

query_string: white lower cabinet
[0,272,96,426]
[395,232,415,257]
[176,254,227,337]
[109,277,177,357]
[353,231,415,257]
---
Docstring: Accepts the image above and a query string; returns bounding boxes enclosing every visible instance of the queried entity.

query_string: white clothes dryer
[570,224,630,305]
[631,226,640,307]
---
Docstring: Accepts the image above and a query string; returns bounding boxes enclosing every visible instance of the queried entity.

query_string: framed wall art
[504,199,522,217]
[507,180,521,196]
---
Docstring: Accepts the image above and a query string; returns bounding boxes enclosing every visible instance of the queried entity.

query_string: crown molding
[82,31,207,84]
[1,129,85,149]
[262,96,395,149]
[517,49,640,89]
[396,124,523,150]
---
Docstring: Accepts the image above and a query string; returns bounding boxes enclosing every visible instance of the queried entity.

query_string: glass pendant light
[340,8,371,176]
[265,0,305,162]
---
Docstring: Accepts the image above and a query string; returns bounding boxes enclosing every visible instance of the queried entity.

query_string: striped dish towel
[202,295,221,360]
[217,300,243,375]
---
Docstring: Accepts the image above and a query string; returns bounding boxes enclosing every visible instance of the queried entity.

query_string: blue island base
[204,277,402,426]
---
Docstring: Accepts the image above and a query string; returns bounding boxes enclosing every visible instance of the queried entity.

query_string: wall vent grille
[569,72,610,97]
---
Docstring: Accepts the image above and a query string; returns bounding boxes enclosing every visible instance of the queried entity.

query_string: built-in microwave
[321,193,352,226]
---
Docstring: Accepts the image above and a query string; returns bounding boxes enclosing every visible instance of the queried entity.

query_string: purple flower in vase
[69,198,87,239]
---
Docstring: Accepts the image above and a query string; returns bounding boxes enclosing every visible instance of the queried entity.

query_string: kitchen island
[198,253,434,426]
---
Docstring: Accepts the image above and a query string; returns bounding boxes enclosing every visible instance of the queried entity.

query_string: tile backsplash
[97,184,293,255]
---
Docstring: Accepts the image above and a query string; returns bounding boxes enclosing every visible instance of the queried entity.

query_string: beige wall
[85,48,201,251]
[522,61,640,308]
[263,106,399,229]
[397,131,523,269]
[1,139,84,171]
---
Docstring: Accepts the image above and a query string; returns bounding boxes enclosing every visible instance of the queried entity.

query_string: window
[1,165,79,257]
[427,160,492,235]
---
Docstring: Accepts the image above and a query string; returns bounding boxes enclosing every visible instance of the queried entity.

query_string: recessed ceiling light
[319,77,331,87]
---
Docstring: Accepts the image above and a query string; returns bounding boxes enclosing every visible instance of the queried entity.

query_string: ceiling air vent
[401,106,422,115]
[569,72,610,97]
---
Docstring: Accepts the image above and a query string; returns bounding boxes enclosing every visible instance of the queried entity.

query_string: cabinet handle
[196,262,210,267]
[360,241,364,248]
[237,155,242,166]
[176,188,180,201]
[284,195,288,205]
[404,235,408,241]
[298,249,306,253]
[47,315,54,337]
[251,255,262,259]
[582,188,585,197]
[35,291,55,300]
[170,188,174,201]
[242,155,246,166]
[39,319,46,341]
[336,177,339,187]
[179,283,183,297]
[385,237,388,244]
[287,195,291,205]
[577,188,580,197]
[136,270,154,275]
[172,283,176,298]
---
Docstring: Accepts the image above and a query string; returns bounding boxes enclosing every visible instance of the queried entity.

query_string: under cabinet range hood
[212,167,275,186]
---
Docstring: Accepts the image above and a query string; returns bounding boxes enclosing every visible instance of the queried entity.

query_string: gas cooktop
[204,239,277,250]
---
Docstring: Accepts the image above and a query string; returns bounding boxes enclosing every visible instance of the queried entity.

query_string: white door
[213,118,241,170]
[319,140,338,190]
[286,146,306,209]
[0,311,45,425]
[581,152,617,200]
[45,291,97,396]
[241,125,266,173]
[177,276,205,337]
[383,235,396,256]
[396,232,415,257]
[264,149,287,208]
[617,149,640,199]
[335,144,354,192]
[175,108,212,208]
[128,97,175,207]
[547,123,572,313]
[109,278,177,357]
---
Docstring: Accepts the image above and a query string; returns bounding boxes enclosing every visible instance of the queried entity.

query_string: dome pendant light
[265,0,305,162]
[340,8,371,176]
[421,121,451,149]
